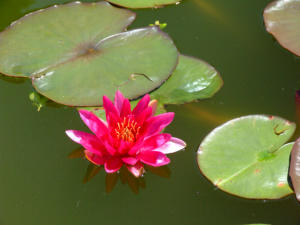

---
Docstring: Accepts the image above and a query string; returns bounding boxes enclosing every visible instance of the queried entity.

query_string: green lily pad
[107,0,181,9]
[197,115,295,199]
[0,1,135,77]
[150,55,223,104]
[0,2,178,106]
[32,27,178,106]
[264,0,300,56]
[289,138,300,201]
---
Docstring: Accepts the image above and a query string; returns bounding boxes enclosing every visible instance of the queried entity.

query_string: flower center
[113,117,141,143]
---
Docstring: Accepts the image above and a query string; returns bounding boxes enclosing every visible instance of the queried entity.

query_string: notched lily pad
[0,2,178,106]
[150,54,223,104]
[33,27,178,106]
[107,0,181,9]
[264,0,300,56]
[198,115,295,199]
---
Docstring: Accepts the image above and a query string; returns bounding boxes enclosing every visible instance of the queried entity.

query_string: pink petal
[114,90,125,114]
[142,133,171,152]
[154,137,186,154]
[126,162,144,177]
[122,156,138,165]
[132,94,150,116]
[85,150,106,165]
[102,139,117,156]
[144,112,174,137]
[78,110,108,139]
[65,130,104,156]
[120,98,131,118]
[128,138,144,155]
[135,107,153,125]
[104,157,123,173]
[103,95,120,119]
[106,111,120,128]
[118,140,131,155]
[139,151,170,167]
[148,100,158,116]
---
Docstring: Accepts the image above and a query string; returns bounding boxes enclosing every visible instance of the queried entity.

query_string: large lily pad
[32,27,178,106]
[289,138,300,201]
[107,0,181,9]
[264,0,300,56]
[0,1,135,77]
[198,115,295,199]
[0,2,178,106]
[150,55,223,104]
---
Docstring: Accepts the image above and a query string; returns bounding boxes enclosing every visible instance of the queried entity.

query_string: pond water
[0,0,300,224]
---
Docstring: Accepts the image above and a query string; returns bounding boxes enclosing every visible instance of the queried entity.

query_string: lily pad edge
[150,54,224,105]
[107,0,182,9]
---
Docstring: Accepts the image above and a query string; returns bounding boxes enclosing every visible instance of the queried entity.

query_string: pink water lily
[66,91,186,177]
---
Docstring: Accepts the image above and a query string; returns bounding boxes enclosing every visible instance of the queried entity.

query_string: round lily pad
[264,0,300,56]
[289,138,300,201]
[0,1,135,77]
[150,54,223,104]
[0,2,178,106]
[107,0,181,9]
[198,115,295,199]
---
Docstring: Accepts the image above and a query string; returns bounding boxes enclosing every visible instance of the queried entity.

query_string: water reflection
[185,104,230,125]
[68,148,171,194]
[192,0,230,25]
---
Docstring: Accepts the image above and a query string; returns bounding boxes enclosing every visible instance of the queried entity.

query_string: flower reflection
[68,147,171,194]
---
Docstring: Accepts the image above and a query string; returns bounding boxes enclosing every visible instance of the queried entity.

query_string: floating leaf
[289,138,300,201]
[264,0,300,56]
[33,27,178,106]
[107,0,181,9]
[0,2,135,77]
[150,55,223,104]
[198,115,295,199]
[0,2,178,106]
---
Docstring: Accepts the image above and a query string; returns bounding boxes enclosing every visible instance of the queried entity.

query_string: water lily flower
[66,91,186,177]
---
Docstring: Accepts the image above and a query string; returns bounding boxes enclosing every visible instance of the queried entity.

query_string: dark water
[0,0,300,224]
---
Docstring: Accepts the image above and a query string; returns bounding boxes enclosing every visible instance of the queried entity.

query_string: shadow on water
[0,73,27,84]
[68,147,171,194]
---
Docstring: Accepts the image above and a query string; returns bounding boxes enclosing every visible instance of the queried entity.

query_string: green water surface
[0,0,300,224]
